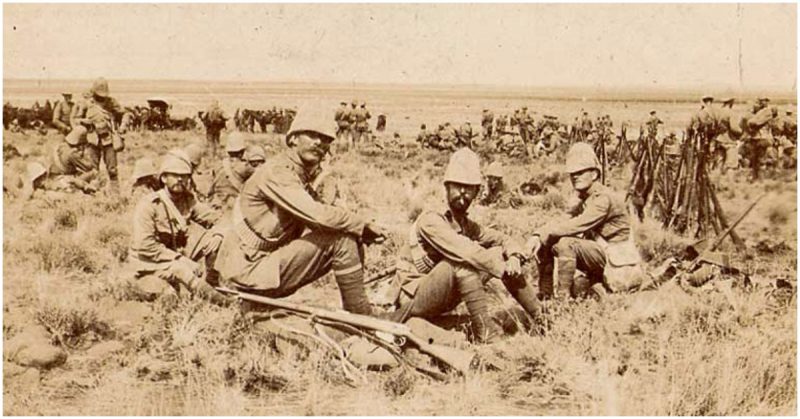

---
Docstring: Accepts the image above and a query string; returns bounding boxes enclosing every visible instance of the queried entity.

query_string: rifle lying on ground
[644,194,765,289]
[216,287,475,378]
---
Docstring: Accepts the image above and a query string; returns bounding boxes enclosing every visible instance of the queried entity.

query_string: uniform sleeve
[535,194,611,246]
[471,219,525,258]
[416,212,505,278]
[131,199,181,263]
[190,200,221,229]
[70,101,88,128]
[257,164,366,236]
[748,108,774,130]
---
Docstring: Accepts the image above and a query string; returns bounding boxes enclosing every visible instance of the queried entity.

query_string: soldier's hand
[362,221,389,245]
[504,256,523,278]
[526,236,542,262]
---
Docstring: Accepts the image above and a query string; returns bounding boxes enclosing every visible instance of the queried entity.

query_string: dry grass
[3,129,796,415]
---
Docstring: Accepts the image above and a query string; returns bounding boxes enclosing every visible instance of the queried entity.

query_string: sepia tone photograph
[2,3,797,415]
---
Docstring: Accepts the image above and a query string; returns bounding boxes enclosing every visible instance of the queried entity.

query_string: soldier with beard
[130,153,225,303]
[390,148,542,343]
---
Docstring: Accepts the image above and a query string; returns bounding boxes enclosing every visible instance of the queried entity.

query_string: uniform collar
[285,150,320,184]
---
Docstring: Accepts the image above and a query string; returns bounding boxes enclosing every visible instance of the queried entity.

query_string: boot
[335,270,373,315]
[555,257,577,299]
[572,273,592,299]
[536,262,555,300]
[458,275,501,344]
[502,275,544,324]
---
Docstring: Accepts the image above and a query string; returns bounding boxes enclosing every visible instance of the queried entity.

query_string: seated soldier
[527,143,644,300]
[478,162,524,209]
[130,153,224,303]
[208,133,250,211]
[214,110,388,315]
[131,157,160,200]
[21,127,99,200]
[391,148,542,343]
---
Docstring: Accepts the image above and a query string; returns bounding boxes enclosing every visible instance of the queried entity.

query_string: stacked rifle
[627,129,744,249]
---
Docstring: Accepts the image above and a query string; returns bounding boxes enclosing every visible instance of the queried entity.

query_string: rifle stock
[217,287,475,375]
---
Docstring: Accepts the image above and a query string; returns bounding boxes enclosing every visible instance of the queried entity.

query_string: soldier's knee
[552,237,579,257]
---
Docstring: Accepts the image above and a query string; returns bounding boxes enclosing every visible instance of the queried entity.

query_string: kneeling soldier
[527,142,643,299]
[393,148,542,343]
[214,110,388,315]
[130,153,225,303]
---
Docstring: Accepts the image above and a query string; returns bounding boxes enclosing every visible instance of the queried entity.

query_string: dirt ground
[2,84,797,415]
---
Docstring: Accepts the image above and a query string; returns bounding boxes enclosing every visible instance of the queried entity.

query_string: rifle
[216,287,475,376]
[685,193,765,271]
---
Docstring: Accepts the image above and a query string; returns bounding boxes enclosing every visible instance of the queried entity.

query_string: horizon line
[4,77,796,96]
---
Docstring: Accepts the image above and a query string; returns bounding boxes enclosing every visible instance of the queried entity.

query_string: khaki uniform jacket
[52,100,73,132]
[335,107,350,128]
[71,97,123,146]
[235,151,366,251]
[209,158,250,209]
[353,108,371,130]
[535,183,630,246]
[131,189,219,271]
[49,143,94,176]
[397,207,524,294]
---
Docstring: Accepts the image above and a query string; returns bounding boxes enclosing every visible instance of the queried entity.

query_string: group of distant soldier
[334,100,386,150]
[233,107,296,135]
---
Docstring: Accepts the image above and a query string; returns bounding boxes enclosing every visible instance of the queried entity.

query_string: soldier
[495,114,506,134]
[213,110,388,315]
[741,97,777,180]
[456,121,474,148]
[70,78,124,191]
[22,127,99,199]
[579,111,593,141]
[390,148,541,343]
[646,110,663,141]
[130,153,225,303]
[416,123,430,148]
[131,157,160,200]
[481,109,494,140]
[208,133,250,211]
[51,92,74,135]
[334,101,351,146]
[527,143,644,300]
[353,101,372,147]
[201,100,228,159]
[479,162,524,209]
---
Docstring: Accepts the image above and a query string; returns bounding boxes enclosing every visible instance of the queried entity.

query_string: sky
[3,3,797,91]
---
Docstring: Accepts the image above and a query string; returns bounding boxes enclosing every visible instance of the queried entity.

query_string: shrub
[35,303,112,348]
[31,238,99,273]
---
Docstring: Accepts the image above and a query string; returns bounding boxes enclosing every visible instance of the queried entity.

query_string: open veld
[3,82,797,415]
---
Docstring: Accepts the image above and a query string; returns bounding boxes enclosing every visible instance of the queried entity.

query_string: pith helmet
[485,161,504,178]
[132,157,158,181]
[443,148,482,186]
[61,92,72,97]
[225,132,246,153]
[287,110,336,141]
[701,94,714,102]
[90,78,110,98]
[159,153,192,176]
[245,145,266,162]
[565,142,600,174]
[167,148,193,170]
[757,96,770,103]
[183,142,205,167]
[65,126,88,146]
[721,97,735,105]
